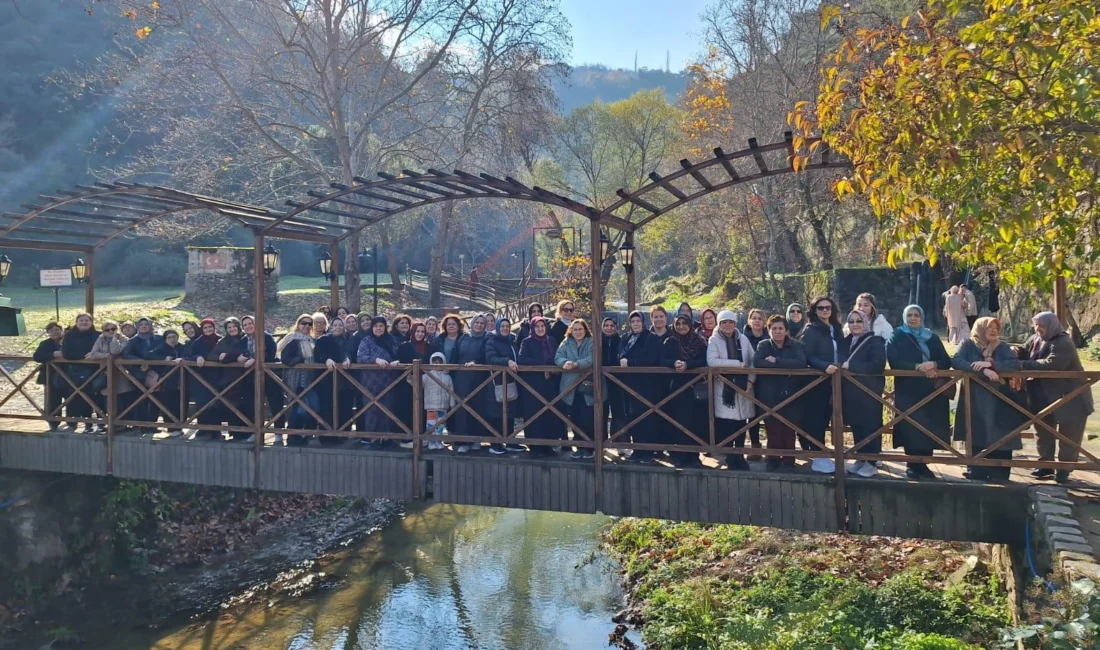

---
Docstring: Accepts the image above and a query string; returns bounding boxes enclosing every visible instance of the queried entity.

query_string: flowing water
[102,504,640,650]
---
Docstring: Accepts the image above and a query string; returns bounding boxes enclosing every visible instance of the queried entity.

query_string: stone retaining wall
[184,247,279,309]
[1029,485,1100,582]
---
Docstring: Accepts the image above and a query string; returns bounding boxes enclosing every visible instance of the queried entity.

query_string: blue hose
[1025,519,1058,593]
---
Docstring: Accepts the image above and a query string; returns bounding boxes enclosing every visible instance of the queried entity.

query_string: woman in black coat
[60,314,103,433]
[395,321,433,443]
[951,317,1026,481]
[147,329,186,434]
[1015,311,1094,483]
[753,316,809,471]
[799,296,849,473]
[451,314,492,452]
[34,322,65,431]
[314,318,352,443]
[841,309,887,478]
[660,315,709,467]
[516,303,545,345]
[211,318,250,440]
[886,305,952,480]
[549,299,575,346]
[518,316,562,456]
[617,310,663,463]
[185,318,224,440]
[601,317,623,436]
[485,317,521,452]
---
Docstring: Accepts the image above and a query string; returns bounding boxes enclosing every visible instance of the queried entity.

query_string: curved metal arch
[272,168,614,243]
[0,182,348,251]
[597,132,852,232]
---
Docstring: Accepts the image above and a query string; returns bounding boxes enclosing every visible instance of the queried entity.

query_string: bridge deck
[0,428,1048,544]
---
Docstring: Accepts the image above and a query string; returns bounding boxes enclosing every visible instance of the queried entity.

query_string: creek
[88,504,640,650]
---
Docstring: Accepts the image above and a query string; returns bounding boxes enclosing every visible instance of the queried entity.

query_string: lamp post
[599,230,612,264]
[358,245,379,315]
[70,258,88,284]
[619,237,635,313]
[0,255,10,285]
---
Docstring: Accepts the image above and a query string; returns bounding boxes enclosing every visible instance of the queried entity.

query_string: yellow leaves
[834,178,854,198]
[820,4,842,30]
[151,1,160,9]
[124,10,137,20]
[135,26,152,39]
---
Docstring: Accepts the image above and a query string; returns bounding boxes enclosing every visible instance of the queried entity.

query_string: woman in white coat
[707,310,756,471]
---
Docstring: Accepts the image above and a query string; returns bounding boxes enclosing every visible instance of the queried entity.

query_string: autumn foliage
[795,0,1100,290]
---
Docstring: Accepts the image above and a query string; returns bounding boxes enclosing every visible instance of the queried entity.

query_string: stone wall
[184,247,279,309]
[777,266,911,325]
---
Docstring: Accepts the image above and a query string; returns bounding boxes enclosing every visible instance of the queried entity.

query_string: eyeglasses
[104,327,117,332]
[789,310,802,314]
[301,321,313,327]
[816,306,832,312]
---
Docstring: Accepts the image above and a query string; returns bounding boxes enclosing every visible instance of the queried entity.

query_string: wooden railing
[0,354,1096,478]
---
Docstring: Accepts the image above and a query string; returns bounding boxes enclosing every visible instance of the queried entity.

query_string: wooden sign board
[39,269,73,288]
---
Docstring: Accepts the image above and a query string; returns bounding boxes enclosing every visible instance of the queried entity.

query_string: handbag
[494,382,517,403]
[693,382,709,401]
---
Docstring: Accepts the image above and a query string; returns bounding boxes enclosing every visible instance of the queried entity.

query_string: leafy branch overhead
[793,0,1100,290]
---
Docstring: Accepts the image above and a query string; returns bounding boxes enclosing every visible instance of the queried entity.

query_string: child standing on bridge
[423,351,455,450]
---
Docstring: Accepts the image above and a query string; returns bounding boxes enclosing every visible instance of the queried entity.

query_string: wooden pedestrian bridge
[0,355,1096,547]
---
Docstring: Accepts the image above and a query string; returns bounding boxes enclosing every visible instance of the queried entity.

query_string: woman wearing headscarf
[240,315,283,441]
[557,319,596,459]
[785,304,805,339]
[800,296,850,474]
[677,302,701,329]
[277,314,318,446]
[660,314,710,468]
[315,316,353,444]
[121,316,162,431]
[148,329,185,436]
[951,317,1026,481]
[697,308,718,339]
[34,322,65,432]
[211,317,250,441]
[601,317,624,436]
[519,316,564,456]
[424,316,440,345]
[886,305,952,479]
[516,303,544,344]
[706,310,756,471]
[617,311,664,463]
[179,321,200,357]
[186,318,224,441]
[1015,312,1095,483]
[943,286,968,345]
[82,320,129,434]
[356,316,399,447]
[485,317,521,453]
[550,299,575,345]
[841,309,887,478]
[452,314,492,452]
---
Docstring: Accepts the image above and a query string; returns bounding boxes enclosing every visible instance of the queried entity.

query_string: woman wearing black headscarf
[660,314,709,467]
[212,317,250,441]
[617,310,663,463]
[601,317,623,436]
[394,321,433,446]
[356,316,399,447]
[518,316,563,456]
[315,317,352,443]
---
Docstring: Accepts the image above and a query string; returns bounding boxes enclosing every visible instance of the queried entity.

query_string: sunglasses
[816,306,832,312]
[846,319,864,324]
[561,307,574,313]
[104,327,117,332]
[789,310,802,314]
[301,321,313,327]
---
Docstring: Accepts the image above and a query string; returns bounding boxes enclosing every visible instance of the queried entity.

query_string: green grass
[277,274,393,295]
[603,519,1008,650]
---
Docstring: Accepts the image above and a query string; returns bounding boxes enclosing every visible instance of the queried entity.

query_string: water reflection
[113,504,636,650]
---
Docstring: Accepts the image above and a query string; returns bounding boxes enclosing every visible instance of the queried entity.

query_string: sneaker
[399,441,415,449]
[505,444,527,453]
[1055,470,1072,484]
[1031,467,1055,479]
[810,457,836,474]
[455,444,471,454]
[847,460,865,475]
[166,429,181,438]
[428,440,444,451]
[570,448,587,459]
[488,445,507,455]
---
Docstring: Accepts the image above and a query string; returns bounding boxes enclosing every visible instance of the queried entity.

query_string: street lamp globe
[318,250,334,280]
[0,255,11,283]
[599,231,611,263]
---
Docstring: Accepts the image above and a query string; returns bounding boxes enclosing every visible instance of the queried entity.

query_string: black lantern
[0,255,10,284]
[71,258,88,283]
[619,240,635,272]
[599,230,612,263]
[318,250,335,280]
[263,244,280,276]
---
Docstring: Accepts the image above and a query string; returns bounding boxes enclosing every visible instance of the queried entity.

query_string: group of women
[35,294,1093,482]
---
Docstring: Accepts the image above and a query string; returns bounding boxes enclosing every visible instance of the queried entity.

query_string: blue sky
[558,0,712,72]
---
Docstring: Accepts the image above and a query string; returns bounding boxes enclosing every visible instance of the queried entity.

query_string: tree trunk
[800,178,833,270]
[343,231,362,313]
[428,202,455,308]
